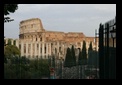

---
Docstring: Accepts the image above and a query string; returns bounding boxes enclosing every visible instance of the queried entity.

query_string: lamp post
[110,26,116,48]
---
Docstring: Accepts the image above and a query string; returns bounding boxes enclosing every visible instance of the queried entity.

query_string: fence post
[99,24,104,79]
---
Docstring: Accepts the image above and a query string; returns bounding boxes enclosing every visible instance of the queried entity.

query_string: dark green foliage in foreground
[71,45,76,66]
[4,57,50,79]
[78,41,87,65]
[4,45,20,59]
[64,47,76,68]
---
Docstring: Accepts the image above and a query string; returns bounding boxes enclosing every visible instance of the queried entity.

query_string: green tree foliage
[48,56,51,67]
[8,39,11,45]
[78,51,82,65]
[4,45,20,59]
[71,45,76,66]
[4,55,7,63]
[88,41,93,65]
[52,56,55,68]
[78,41,87,65]
[29,59,50,78]
[4,4,18,23]
[64,47,76,68]
[4,58,50,79]
[88,42,93,51]
[88,50,98,67]
[13,40,16,45]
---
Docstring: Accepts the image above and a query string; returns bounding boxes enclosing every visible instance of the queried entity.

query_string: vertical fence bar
[104,23,109,79]
[99,24,104,79]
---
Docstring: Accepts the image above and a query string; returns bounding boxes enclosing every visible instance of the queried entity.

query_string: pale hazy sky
[4,4,116,39]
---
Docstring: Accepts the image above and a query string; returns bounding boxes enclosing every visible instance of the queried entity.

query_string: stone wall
[5,18,99,59]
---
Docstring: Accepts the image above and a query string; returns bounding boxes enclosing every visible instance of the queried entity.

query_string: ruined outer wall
[16,18,99,59]
[19,18,45,40]
[45,31,87,43]
[45,31,65,42]
[65,32,85,43]
[19,18,96,44]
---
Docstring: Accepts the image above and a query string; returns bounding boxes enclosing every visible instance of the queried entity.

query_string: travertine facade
[5,18,98,59]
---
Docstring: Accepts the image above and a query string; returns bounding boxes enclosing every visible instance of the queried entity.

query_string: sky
[4,4,116,39]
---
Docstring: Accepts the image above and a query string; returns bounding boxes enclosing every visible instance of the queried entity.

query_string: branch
[4,17,14,23]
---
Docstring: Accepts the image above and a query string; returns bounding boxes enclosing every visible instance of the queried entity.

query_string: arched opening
[45,46,46,54]
[36,37,37,41]
[59,47,61,53]
[13,40,16,45]
[55,48,57,54]
[8,39,11,45]
[24,44,26,54]
[40,37,42,41]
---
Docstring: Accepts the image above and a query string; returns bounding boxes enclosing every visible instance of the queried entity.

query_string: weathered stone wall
[5,18,99,59]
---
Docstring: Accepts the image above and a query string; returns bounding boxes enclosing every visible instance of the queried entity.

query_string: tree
[78,41,87,65]
[88,41,93,65]
[4,45,20,60]
[8,39,11,45]
[71,45,76,66]
[52,56,55,68]
[4,4,18,23]
[64,47,76,68]
[4,55,7,63]
[88,42,93,51]
[78,41,87,79]
[13,40,16,45]
[78,51,82,65]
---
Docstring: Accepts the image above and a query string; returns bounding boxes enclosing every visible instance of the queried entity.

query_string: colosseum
[4,18,98,59]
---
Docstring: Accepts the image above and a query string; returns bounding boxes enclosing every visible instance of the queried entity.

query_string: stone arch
[55,48,57,54]
[8,39,11,45]
[24,35,26,39]
[78,48,81,51]
[36,37,37,41]
[37,35,40,41]
[40,37,42,41]
[28,35,29,40]
[59,47,62,54]
[24,35,26,40]
[33,35,35,41]
[45,43,46,54]
[28,35,30,40]
[30,35,33,41]
[38,35,41,41]
[26,35,27,40]
[13,40,16,45]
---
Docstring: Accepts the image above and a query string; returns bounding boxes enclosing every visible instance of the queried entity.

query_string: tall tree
[78,41,87,79]
[78,51,82,65]
[13,40,16,45]
[4,4,18,23]
[52,56,55,68]
[64,47,75,68]
[88,42,93,51]
[78,41,87,65]
[88,41,93,65]
[71,45,76,66]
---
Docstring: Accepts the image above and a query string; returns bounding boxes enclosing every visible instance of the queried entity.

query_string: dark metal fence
[99,17,116,79]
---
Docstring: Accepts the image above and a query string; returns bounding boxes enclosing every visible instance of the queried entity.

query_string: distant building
[4,18,99,59]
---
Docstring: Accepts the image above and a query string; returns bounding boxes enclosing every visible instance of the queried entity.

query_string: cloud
[17,4,52,13]
[4,4,116,38]
[92,4,116,12]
